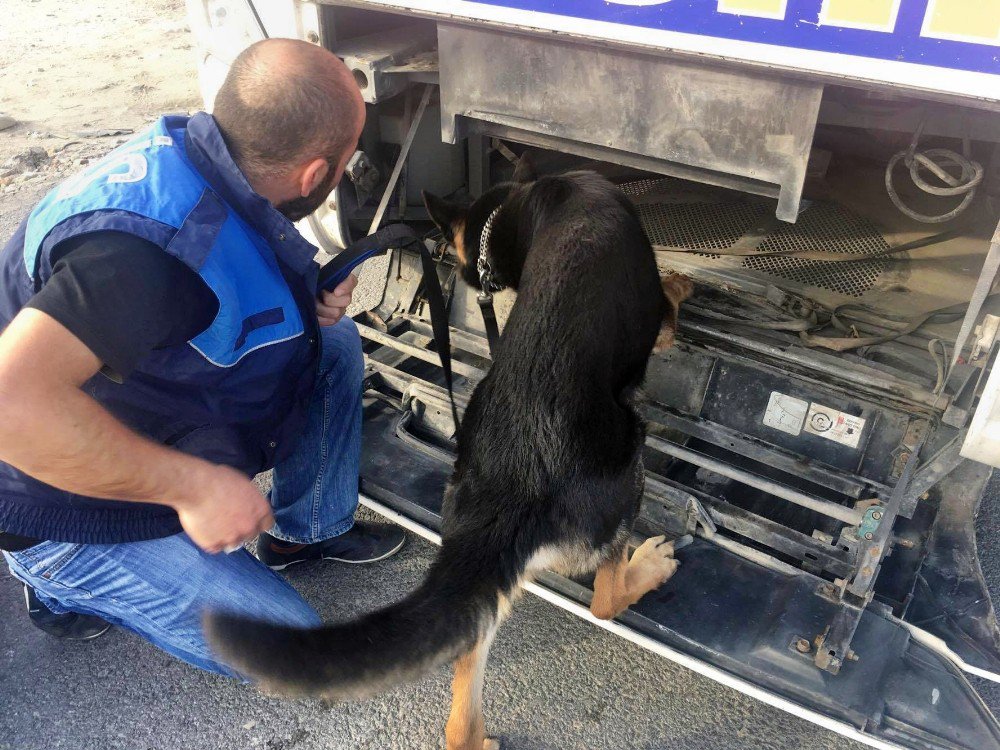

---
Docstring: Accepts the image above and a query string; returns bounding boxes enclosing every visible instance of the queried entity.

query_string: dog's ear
[422,191,466,242]
[512,153,536,183]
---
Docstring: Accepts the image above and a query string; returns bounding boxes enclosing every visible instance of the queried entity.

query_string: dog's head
[423,156,536,291]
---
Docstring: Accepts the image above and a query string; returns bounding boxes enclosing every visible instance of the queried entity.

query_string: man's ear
[422,191,465,241]
[512,153,536,183]
[300,158,330,197]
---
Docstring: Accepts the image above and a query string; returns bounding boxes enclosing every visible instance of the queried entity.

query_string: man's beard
[276,167,339,223]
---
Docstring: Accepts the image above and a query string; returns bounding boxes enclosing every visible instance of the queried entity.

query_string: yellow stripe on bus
[716,0,787,21]
[922,0,1000,45]
[820,0,900,32]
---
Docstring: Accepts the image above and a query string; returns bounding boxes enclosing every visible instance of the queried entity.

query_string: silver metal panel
[437,24,823,221]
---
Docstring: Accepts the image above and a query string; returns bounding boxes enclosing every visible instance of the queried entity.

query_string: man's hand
[171,465,274,555]
[316,273,357,326]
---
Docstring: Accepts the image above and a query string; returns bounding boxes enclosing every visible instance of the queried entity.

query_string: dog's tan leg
[590,536,680,620]
[591,546,629,620]
[452,219,468,266]
[654,273,693,353]
[445,628,500,750]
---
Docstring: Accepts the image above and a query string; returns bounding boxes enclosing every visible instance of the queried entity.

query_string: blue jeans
[3,318,364,677]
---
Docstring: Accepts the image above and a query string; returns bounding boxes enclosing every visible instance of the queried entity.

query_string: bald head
[213,38,365,187]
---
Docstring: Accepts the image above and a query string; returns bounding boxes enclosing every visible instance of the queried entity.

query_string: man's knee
[196,550,322,629]
[319,317,364,386]
[248,578,322,629]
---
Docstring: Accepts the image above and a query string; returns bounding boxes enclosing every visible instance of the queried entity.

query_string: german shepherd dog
[204,162,693,749]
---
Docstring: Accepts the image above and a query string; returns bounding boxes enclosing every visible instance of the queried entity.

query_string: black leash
[318,225,461,434]
[416,240,461,433]
[477,293,502,355]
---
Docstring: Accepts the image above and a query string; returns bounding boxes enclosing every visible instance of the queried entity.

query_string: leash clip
[477,205,504,295]
[475,205,504,357]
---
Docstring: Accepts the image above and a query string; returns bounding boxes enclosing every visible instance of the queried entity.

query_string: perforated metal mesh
[746,203,889,297]
[620,178,674,197]
[623,178,767,259]
[622,178,889,298]
[636,202,767,253]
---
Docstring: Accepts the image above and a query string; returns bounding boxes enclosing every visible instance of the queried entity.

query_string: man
[0,38,404,676]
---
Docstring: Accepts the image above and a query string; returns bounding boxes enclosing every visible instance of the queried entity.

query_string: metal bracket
[336,25,437,104]
[857,506,884,542]
[902,434,965,512]
[971,314,1000,364]
[814,431,927,674]
[345,150,380,204]
[689,497,717,538]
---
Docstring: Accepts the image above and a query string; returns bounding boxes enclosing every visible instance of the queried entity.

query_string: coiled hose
[885,120,984,223]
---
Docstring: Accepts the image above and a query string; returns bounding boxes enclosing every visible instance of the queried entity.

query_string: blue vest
[0,115,321,544]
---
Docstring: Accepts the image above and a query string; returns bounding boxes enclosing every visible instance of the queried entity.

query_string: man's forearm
[0,378,210,509]
[0,309,273,552]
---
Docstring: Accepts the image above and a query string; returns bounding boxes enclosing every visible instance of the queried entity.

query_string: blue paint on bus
[476,0,999,76]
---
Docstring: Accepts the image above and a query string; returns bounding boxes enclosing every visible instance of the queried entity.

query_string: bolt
[871,511,882,521]
[306,31,320,44]
[861,566,874,577]
[864,532,874,540]
[795,638,812,654]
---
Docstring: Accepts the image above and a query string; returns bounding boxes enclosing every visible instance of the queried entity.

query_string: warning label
[802,402,866,449]
[762,392,809,437]
[761,391,867,449]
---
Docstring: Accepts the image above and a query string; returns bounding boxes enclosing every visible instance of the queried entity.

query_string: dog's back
[452,172,666,560]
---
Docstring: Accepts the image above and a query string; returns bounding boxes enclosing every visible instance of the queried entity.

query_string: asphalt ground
[4,482,1000,750]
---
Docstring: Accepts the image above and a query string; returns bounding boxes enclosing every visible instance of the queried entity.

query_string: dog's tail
[203,535,515,700]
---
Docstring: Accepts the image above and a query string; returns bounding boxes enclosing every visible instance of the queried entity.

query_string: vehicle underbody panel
[350,230,1000,747]
[356,310,1000,749]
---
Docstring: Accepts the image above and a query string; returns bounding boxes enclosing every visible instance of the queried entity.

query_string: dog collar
[477,206,505,294]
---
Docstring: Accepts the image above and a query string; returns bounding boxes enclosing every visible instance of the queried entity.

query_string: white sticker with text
[802,402,866,449]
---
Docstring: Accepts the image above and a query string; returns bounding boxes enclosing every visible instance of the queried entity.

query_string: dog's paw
[628,535,680,591]
[446,736,500,750]
[653,273,693,354]
[652,328,676,354]
[661,272,694,304]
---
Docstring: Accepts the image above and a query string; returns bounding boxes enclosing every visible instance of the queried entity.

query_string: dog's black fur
[204,166,680,734]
